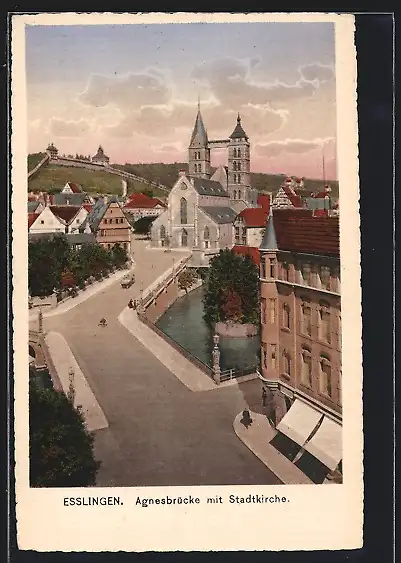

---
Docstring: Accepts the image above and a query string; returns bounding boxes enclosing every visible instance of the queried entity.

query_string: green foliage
[178,269,198,294]
[28,235,119,297]
[29,378,100,487]
[203,249,260,326]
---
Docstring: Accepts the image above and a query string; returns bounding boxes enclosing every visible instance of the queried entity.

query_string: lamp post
[212,333,221,385]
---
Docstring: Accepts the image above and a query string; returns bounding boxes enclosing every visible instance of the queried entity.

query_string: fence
[137,312,214,378]
[219,365,258,383]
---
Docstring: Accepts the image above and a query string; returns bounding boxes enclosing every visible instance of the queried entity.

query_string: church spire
[189,101,208,148]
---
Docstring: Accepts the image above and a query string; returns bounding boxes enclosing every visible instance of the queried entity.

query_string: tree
[221,289,243,322]
[29,379,100,487]
[202,249,260,326]
[178,269,197,294]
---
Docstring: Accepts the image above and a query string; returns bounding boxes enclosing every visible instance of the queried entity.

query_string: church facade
[150,106,258,265]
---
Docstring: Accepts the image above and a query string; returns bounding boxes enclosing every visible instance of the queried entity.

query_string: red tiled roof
[281,185,303,207]
[273,215,339,256]
[65,182,83,193]
[232,245,261,266]
[257,193,271,213]
[124,193,166,209]
[49,205,81,224]
[239,207,269,228]
[28,213,40,229]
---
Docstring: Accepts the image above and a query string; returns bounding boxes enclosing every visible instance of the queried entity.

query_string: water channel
[156,287,260,371]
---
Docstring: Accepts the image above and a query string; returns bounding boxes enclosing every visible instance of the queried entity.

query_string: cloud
[299,63,334,85]
[49,117,92,137]
[255,137,335,158]
[192,57,320,111]
[78,69,171,112]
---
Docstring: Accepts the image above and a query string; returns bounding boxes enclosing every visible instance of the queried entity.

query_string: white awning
[304,416,342,471]
[277,399,323,446]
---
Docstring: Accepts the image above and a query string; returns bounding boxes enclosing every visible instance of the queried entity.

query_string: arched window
[301,299,312,336]
[181,229,188,247]
[180,197,187,224]
[282,350,291,376]
[233,190,237,200]
[318,301,331,343]
[237,161,241,171]
[319,354,332,396]
[283,303,291,329]
[301,346,312,387]
[237,148,241,158]
[237,174,241,184]
[233,174,237,184]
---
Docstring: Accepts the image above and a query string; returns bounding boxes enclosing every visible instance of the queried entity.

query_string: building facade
[259,210,342,482]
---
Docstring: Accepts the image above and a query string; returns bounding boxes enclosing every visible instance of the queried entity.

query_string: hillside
[28,162,166,199]
[27,156,339,199]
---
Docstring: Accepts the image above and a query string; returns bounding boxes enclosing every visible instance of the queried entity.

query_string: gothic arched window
[180,197,188,224]
[181,229,188,247]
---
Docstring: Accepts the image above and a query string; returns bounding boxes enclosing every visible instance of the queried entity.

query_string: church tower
[227,114,251,202]
[188,101,211,178]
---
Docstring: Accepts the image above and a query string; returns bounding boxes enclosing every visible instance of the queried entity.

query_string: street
[42,239,281,486]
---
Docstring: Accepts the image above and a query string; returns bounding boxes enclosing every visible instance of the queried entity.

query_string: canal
[156,287,260,371]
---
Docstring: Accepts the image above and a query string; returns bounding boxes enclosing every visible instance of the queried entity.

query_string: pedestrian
[262,387,267,407]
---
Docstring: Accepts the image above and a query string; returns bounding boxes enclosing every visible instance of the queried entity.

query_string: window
[320,265,331,290]
[319,355,332,396]
[269,299,276,324]
[281,262,290,281]
[269,259,276,278]
[302,263,311,286]
[271,345,277,370]
[282,303,291,329]
[204,226,210,249]
[260,257,266,278]
[282,350,291,376]
[181,229,188,247]
[263,343,268,368]
[318,301,331,343]
[301,300,312,336]
[261,298,266,324]
[180,197,188,224]
[301,347,313,387]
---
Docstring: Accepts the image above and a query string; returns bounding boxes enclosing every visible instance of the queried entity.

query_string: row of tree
[202,249,260,326]
[29,235,128,297]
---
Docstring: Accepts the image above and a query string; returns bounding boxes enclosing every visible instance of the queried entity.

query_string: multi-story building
[258,209,342,483]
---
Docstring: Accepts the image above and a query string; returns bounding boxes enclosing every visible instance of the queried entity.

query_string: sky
[26,22,338,179]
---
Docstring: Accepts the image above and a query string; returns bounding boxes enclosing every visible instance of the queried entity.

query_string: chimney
[179,169,186,177]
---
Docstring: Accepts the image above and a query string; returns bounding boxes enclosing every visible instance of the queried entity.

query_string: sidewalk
[29,267,134,321]
[44,331,108,432]
[118,307,217,392]
[233,410,313,485]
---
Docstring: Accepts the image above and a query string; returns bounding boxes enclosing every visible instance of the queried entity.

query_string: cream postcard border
[12,12,363,552]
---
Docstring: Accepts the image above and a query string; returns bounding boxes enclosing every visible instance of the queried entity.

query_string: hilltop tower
[188,101,211,178]
[227,114,251,202]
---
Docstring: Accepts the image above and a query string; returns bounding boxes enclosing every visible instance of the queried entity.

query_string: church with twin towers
[150,103,259,265]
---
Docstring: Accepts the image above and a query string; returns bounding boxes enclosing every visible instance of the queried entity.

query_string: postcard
[12,12,363,552]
